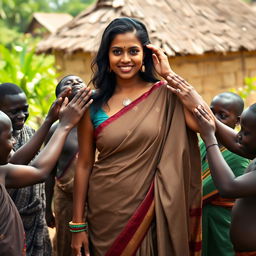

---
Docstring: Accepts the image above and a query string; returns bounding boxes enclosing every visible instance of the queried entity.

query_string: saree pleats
[87,81,201,256]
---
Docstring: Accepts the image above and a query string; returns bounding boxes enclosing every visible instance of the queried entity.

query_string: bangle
[69,221,88,233]
[206,143,218,151]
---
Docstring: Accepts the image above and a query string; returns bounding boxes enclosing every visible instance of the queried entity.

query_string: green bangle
[69,228,87,233]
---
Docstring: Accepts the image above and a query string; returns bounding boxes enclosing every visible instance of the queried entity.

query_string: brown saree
[87,81,202,256]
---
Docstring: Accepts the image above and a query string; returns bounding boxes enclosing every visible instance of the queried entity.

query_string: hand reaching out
[146,44,175,78]
[193,105,216,142]
[46,87,72,123]
[59,88,93,130]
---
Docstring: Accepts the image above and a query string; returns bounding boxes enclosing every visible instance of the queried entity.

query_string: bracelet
[69,221,88,233]
[206,143,218,151]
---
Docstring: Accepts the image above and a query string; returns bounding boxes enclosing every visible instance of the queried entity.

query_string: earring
[141,64,145,72]
[108,66,112,73]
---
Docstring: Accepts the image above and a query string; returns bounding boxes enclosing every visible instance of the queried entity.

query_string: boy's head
[210,92,244,129]
[55,75,86,100]
[236,103,256,156]
[0,83,29,132]
[0,111,15,165]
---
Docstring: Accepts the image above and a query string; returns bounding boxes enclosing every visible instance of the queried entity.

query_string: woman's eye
[113,49,121,55]
[130,49,139,55]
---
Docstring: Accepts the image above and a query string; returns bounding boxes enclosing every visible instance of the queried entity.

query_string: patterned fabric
[200,139,249,256]
[8,125,51,256]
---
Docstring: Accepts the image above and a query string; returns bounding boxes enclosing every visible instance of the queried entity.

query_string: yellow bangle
[69,221,86,225]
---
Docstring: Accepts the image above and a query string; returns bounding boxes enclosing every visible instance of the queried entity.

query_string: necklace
[122,98,132,106]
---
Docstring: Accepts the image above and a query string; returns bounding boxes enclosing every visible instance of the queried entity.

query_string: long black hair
[91,17,158,111]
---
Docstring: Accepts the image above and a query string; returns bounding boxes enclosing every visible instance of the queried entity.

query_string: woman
[71,17,202,256]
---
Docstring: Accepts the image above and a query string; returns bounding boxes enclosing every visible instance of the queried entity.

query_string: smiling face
[236,108,256,155]
[58,75,86,99]
[0,113,15,165]
[210,98,239,129]
[0,92,29,132]
[108,32,144,82]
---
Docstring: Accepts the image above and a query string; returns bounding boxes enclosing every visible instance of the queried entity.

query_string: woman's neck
[115,76,148,93]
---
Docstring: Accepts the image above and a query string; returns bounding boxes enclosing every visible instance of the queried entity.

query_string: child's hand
[146,44,175,79]
[194,105,216,141]
[46,87,71,123]
[59,88,92,130]
[166,75,205,112]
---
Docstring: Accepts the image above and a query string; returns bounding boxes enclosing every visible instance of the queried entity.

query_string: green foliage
[231,77,256,101]
[0,0,96,33]
[0,39,58,128]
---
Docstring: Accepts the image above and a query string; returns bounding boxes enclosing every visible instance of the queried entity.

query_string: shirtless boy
[201,92,249,256]
[0,88,91,256]
[45,75,86,256]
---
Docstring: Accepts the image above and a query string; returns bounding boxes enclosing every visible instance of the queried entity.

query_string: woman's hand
[146,44,175,78]
[193,105,216,142]
[71,231,90,256]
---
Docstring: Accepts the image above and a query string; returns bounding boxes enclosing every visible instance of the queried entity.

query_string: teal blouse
[90,106,109,128]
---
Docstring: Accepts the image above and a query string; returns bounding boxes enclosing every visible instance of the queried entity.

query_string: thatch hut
[27,12,73,38]
[37,0,256,103]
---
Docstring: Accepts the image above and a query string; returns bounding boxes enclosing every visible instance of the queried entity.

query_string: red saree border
[95,80,166,138]
[105,182,155,256]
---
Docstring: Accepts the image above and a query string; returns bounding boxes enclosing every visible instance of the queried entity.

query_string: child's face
[59,75,86,100]
[236,108,256,155]
[210,99,238,129]
[0,93,29,131]
[0,120,15,165]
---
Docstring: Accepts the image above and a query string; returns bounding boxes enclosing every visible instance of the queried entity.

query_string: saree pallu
[200,141,249,256]
[0,184,25,256]
[87,81,202,256]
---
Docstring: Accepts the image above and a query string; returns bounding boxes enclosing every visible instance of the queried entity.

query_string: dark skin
[45,75,89,228]
[0,88,92,189]
[193,105,256,251]
[0,89,70,165]
[145,44,256,252]
[210,95,241,129]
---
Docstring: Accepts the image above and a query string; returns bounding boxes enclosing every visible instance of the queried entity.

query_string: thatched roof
[27,12,73,34]
[37,0,256,56]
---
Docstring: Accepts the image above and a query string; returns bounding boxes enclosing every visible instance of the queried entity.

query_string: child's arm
[9,89,70,165]
[5,89,92,188]
[194,105,256,198]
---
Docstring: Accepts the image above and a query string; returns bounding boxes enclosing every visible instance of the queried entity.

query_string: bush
[0,39,58,129]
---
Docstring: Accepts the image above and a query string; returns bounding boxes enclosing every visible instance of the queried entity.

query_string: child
[45,75,87,256]
[0,82,67,255]
[0,88,92,256]
[194,103,256,255]
[161,70,256,255]
[200,92,249,256]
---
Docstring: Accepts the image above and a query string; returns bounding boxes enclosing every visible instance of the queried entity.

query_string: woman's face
[108,32,144,81]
